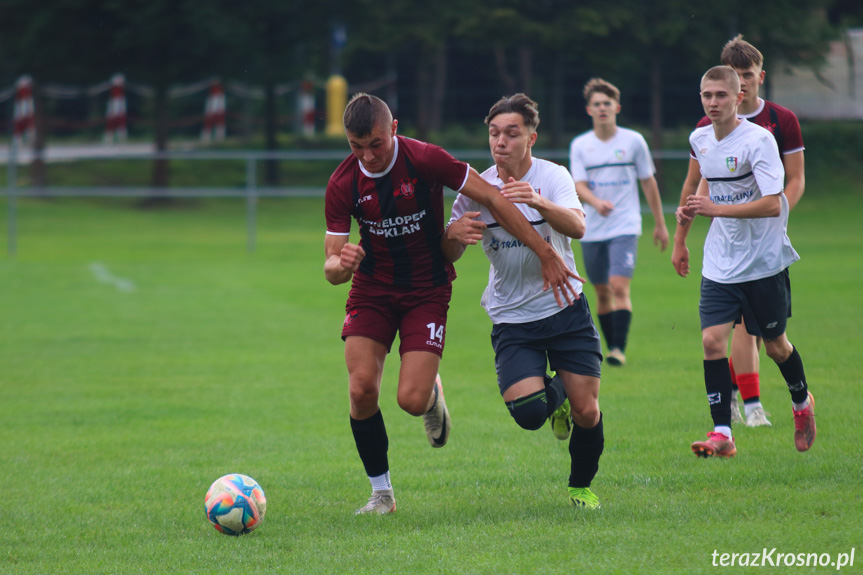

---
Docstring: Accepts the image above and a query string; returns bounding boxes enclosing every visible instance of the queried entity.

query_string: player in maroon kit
[672,35,806,429]
[324,93,580,514]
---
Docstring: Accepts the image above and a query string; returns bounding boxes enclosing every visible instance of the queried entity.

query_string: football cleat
[549,398,572,440]
[568,487,601,509]
[745,405,772,427]
[606,347,626,366]
[730,394,745,424]
[792,392,816,452]
[354,490,396,515]
[691,431,737,458]
[423,374,451,448]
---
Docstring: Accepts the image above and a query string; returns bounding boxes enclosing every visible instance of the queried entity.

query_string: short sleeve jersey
[325,136,470,288]
[690,120,799,283]
[449,158,584,324]
[694,98,804,156]
[568,127,656,242]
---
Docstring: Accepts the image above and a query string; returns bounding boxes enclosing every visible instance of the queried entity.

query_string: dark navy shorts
[490,296,603,394]
[581,235,638,285]
[699,268,792,340]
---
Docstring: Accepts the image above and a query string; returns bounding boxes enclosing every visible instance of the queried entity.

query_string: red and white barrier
[13,75,35,147]
[104,74,128,143]
[201,80,226,142]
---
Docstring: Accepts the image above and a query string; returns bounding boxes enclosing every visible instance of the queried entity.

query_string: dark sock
[777,346,809,405]
[350,409,389,478]
[544,374,567,416]
[704,358,733,428]
[611,309,632,352]
[597,313,614,350]
[569,413,604,488]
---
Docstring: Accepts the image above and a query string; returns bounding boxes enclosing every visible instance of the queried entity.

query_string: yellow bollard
[325,75,348,136]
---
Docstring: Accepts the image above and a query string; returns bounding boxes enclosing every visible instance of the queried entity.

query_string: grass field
[1,189,862,574]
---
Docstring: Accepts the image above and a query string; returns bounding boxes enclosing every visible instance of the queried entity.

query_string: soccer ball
[204,473,267,535]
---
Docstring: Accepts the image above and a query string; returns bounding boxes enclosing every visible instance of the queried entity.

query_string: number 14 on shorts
[427,323,445,349]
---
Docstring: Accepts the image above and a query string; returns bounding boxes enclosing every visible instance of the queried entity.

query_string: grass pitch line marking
[89,262,136,293]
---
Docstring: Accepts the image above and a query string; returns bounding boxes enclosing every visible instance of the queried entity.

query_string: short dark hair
[720,34,763,69]
[485,93,540,131]
[343,93,392,137]
[583,78,620,104]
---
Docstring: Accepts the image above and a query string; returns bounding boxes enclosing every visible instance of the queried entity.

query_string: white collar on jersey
[738,98,766,120]
[358,135,400,179]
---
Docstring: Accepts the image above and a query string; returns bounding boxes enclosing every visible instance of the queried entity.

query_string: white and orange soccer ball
[204,474,267,535]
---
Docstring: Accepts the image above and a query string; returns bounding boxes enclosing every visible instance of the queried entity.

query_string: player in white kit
[443,94,605,509]
[569,78,668,367]
[675,66,816,458]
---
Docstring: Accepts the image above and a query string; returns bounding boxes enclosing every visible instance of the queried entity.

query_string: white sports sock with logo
[370,471,392,492]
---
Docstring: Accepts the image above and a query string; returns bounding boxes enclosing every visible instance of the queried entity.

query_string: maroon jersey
[694,99,804,156]
[325,136,470,287]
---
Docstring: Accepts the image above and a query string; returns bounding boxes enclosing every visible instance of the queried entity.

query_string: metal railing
[4,146,690,257]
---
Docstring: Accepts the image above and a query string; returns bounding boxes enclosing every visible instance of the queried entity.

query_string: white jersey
[449,158,584,324]
[569,126,655,242]
[690,120,799,283]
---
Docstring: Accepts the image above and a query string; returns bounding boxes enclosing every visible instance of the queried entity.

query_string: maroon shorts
[342,274,452,357]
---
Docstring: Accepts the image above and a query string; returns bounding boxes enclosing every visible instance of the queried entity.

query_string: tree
[344,0,466,140]
[0,0,124,186]
[221,0,330,185]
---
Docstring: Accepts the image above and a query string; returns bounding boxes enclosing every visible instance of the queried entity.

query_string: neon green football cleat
[568,487,601,509]
[549,399,572,440]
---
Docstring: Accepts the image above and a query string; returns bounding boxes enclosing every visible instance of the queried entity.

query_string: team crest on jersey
[395,178,417,198]
[725,157,738,172]
[344,309,358,328]
[615,149,625,160]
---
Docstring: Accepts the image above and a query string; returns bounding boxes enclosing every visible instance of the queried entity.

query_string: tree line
[1,0,860,187]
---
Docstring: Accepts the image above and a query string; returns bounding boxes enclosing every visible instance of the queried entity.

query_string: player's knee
[396,383,431,416]
[397,394,427,417]
[701,332,726,357]
[349,380,379,412]
[506,394,548,431]
[571,401,599,428]
[763,338,792,363]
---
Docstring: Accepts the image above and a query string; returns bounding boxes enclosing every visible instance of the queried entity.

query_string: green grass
[1,190,861,574]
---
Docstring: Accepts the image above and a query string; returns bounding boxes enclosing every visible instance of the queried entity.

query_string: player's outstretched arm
[324,233,365,285]
[460,168,580,307]
[500,178,585,239]
[441,211,486,263]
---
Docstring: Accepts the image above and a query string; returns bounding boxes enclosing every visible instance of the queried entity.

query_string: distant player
[569,78,669,367]
[672,35,806,428]
[444,94,604,509]
[675,66,815,458]
[324,93,580,514]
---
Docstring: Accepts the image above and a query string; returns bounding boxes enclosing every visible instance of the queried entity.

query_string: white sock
[369,471,392,492]
[714,426,732,439]
[743,401,763,419]
[792,397,810,411]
